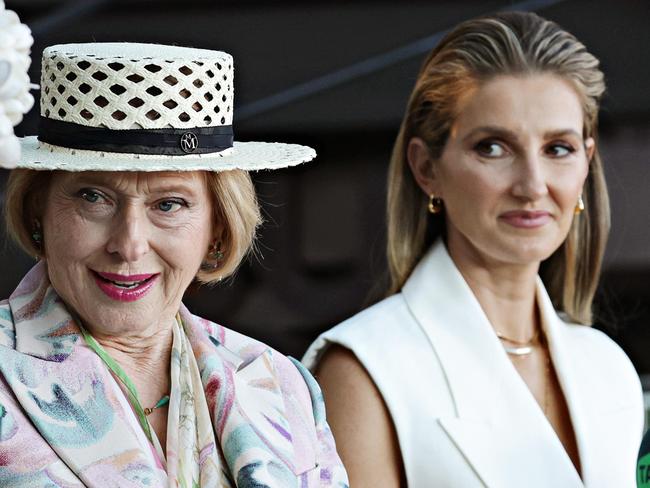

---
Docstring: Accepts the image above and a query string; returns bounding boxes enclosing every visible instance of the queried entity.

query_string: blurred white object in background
[0,1,34,167]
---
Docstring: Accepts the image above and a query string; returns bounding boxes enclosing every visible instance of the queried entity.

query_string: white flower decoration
[0,1,34,167]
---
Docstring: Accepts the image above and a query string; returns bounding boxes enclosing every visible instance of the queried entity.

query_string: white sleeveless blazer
[303,242,643,488]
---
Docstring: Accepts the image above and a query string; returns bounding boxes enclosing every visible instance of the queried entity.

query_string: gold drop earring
[428,194,443,214]
[574,195,585,215]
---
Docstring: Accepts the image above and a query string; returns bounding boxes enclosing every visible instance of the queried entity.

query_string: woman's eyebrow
[543,128,582,140]
[65,176,200,198]
[461,126,583,143]
[67,174,113,187]
[147,183,199,196]
[461,126,519,143]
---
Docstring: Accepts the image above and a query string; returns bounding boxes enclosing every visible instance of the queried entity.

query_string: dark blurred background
[1,1,649,378]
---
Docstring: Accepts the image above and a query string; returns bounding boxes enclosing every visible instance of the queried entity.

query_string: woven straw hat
[5,42,315,171]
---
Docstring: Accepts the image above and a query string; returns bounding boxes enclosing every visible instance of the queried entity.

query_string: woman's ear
[584,137,596,163]
[407,137,439,196]
[209,220,225,247]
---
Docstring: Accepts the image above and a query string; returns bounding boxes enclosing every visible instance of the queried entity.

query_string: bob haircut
[4,169,261,284]
[387,11,608,325]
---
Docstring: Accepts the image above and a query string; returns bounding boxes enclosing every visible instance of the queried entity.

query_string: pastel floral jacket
[0,262,349,487]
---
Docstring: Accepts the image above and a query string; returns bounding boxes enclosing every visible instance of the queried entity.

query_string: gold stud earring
[428,194,443,214]
[574,195,585,215]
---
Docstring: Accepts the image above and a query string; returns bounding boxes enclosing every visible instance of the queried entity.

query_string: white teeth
[111,280,142,289]
[97,273,153,289]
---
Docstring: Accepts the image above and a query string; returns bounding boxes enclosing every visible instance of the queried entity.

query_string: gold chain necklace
[503,328,552,416]
[496,328,540,356]
[541,333,550,415]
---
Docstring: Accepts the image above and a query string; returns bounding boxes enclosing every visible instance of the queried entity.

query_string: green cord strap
[145,395,170,415]
[79,325,154,443]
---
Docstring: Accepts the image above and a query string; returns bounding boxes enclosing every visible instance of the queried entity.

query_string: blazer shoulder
[563,322,642,403]
[564,322,633,366]
[302,293,421,371]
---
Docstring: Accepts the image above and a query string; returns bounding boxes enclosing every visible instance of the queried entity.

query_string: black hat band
[38,117,234,156]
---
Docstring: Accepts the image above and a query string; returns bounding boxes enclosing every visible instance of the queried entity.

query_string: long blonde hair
[386,11,609,325]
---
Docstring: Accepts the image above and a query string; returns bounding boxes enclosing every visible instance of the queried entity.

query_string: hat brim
[11,137,315,172]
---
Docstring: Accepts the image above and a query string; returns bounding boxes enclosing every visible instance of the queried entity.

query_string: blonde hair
[4,169,261,284]
[197,170,262,283]
[387,11,609,324]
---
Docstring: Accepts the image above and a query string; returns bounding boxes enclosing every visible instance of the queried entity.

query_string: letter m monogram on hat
[180,132,198,154]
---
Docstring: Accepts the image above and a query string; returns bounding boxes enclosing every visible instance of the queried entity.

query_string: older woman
[304,12,643,488]
[0,42,348,487]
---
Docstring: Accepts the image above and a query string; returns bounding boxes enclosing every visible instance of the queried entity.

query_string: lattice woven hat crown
[9,42,315,171]
[41,43,233,130]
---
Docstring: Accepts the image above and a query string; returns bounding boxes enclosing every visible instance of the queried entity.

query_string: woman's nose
[105,205,150,262]
[511,153,549,202]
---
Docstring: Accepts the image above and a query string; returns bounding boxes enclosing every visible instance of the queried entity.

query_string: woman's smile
[498,210,553,229]
[92,270,160,302]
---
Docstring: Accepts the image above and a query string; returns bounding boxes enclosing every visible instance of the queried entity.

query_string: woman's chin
[71,290,161,333]
[498,241,561,266]
[473,233,562,268]
[81,307,159,335]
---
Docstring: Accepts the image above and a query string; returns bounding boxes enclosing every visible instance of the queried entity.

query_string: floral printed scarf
[165,317,232,487]
[0,262,349,487]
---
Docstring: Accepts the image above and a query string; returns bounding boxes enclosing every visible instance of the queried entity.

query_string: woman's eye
[78,189,102,203]
[546,143,575,157]
[157,200,185,212]
[475,141,507,158]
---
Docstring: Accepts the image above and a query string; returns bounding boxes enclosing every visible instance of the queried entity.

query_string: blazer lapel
[402,243,583,488]
[536,283,618,487]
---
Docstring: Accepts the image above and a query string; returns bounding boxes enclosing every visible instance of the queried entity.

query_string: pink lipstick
[92,271,158,302]
[499,210,551,229]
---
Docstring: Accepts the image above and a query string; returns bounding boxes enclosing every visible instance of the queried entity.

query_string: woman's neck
[88,322,173,399]
[446,241,541,342]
